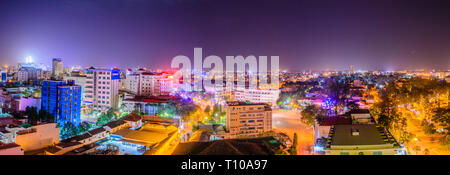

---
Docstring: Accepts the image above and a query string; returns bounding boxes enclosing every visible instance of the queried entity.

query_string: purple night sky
[1,0,450,71]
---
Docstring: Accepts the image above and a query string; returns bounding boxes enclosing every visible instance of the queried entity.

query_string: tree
[371,81,400,130]
[204,105,211,114]
[60,122,79,139]
[347,101,360,111]
[421,120,436,135]
[325,77,350,115]
[288,133,298,155]
[432,108,450,129]
[300,105,325,126]
[78,122,92,134]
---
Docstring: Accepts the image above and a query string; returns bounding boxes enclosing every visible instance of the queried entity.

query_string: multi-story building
[1,71,7,82]
[234,88,280,105]
[63,75,87,102]
[41,80,82,126]
[84,68,120,113]
[159,74,175,95]
[37,69,51,80]
[226,101,272,139]
[122,73,140,95]
[17,67,39,82]
[122,71,175,97]
[52,58,63,79]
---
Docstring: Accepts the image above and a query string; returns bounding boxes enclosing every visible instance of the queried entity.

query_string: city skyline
[1,0,450,72]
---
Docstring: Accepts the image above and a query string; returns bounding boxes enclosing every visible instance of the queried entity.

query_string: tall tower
[350,65,355,74]
[52,58,63,79]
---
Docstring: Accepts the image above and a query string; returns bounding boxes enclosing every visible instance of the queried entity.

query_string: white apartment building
[63,75,87,102]
[234,88,280,105]
[17,67,39,82]
[85,68,120,113]
[212,84,280,106]
[226,101,272,139]
[140,72,160,96]
[122,72,175,97]
[16,69,29,82]
[122,74,139,94]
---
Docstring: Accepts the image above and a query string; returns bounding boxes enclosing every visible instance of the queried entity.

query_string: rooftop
[104,120,127,129]
[0,142,21,150]
[329,125,389,146]
[62,132,91,142]
[56,141,82,148]
[347,109,370,114]
[318,116,352,126]
[122,113,142,122]
[113,129,172,146]
[172,137,280,155]
[87,127,106,135]
[226,101,271,106]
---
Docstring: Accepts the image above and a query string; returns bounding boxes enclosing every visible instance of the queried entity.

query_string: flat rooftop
[331,125,386,146]
[172,137,280,155]
[112,123,178,146]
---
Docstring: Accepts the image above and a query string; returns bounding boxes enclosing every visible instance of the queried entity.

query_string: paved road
[272,110,315,155]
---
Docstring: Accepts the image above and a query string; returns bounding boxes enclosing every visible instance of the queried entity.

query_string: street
[272,110,315,155]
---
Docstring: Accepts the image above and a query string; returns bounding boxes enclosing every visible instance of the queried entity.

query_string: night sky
[1,0,450,71]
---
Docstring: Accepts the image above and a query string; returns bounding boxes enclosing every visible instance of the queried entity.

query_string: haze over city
[1,0,450,71]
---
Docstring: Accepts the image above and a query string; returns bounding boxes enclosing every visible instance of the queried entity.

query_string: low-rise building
[0,125,26,143]
[121,97,169,116]
[103,120,128,133]
[0,142,24,155]
[122,113,143,129]
[47,127,108,155]
[324,124,406,155]
[15,123,60,152]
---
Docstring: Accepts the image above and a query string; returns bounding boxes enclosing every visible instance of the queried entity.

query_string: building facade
[122,71,175,97]
[52,58,63,79]
[226,102,272,139]
[84,68,120,113]
[41,80,82,125]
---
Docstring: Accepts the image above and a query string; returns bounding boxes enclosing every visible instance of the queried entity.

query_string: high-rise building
[41,80,82,126]
[350,65,355,74]
[226,101,272,139]
[52,58,63,79]
[1,71,7,82]
[16,67,39,82]
[84,68,120,113]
